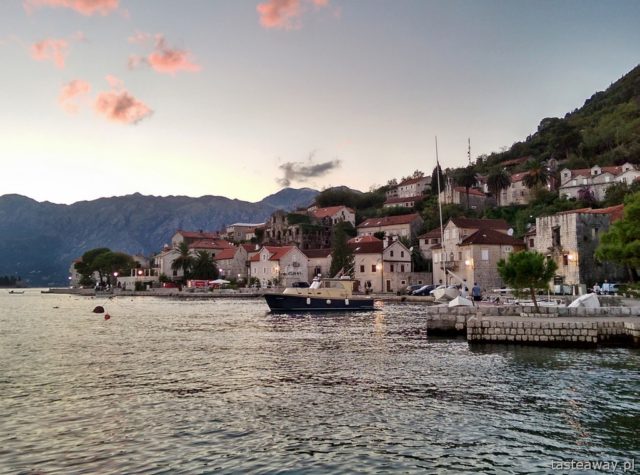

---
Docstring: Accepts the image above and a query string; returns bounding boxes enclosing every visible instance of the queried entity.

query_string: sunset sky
[1,0,639,204]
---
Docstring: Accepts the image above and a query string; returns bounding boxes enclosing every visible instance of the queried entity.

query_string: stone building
[356,213,423,240]
[302,248,333,281]
[385,176,431,200]
[532,205,625,288]
[214,246,249,281]
[349,236,414,293]
[431,217,522,290]
[249,245,309,288]
[499,172,532,206]
[558,163,640,201]
[439,180,489,211]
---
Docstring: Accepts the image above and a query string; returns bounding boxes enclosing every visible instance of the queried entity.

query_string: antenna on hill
[468,137,471,165]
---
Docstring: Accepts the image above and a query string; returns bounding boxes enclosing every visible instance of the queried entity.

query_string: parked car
[412,284,436,296]
[600,282,619,295]
[404,284,422,295]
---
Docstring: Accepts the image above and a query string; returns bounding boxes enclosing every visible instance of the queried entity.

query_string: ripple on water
[0,294,639,474]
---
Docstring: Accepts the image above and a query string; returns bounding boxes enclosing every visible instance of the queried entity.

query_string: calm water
[1,291,639,474]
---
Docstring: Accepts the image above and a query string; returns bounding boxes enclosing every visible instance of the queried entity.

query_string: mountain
[0,188,318,286]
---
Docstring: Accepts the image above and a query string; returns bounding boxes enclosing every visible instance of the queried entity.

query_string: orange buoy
[104,314,111,320]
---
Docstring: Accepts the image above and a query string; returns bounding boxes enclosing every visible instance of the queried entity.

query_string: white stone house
[432,217,514,287]
[225,223,263,242]
[558,163,639,201]
[214,245,249,281]
[356,213,423,240]
[249,245,309,288]
[386,176,431,199]
[499,172,533,206]
[349,236,413,293]
[383,195,424,209]
[302,248,333,281]
[309,205,356,227]
[439,182,488,210]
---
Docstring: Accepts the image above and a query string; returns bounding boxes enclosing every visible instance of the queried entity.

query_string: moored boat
[264,277,375,312]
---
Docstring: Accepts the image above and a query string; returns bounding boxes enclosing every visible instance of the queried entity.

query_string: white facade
[559,163,640,201]
[249,246,309,288]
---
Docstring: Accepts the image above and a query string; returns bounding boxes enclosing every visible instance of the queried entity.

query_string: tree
[75,247,111,284]
[431,164,445,195]
[330,222,355,278]
[577,186,596,206]
[190,251,219,280]
[171,241,194,281]
[596,191,640,281]
[522,159,550,190]
[455,166,477,209]
[486,168,511,206]
[497,250,557,312]
[412,170,424,178]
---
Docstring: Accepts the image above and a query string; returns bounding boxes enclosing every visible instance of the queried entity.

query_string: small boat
[448,295,473,307]
[264,277,375,312]
[8,290,25,294]
[431,285,459,301]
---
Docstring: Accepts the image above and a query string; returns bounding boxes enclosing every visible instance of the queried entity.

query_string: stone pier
[422,305,640,347]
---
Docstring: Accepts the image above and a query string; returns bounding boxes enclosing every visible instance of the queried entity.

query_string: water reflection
[1,294,638,474]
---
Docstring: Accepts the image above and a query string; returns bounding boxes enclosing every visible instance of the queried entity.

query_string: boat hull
[264,293,375,312]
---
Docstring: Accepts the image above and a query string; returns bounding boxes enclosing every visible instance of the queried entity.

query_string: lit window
[481,250,489,261]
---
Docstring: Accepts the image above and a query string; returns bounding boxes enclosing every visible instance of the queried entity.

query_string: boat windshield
[309,281,321,290]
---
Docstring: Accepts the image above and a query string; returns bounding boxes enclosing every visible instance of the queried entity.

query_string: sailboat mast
[435,136,446,284]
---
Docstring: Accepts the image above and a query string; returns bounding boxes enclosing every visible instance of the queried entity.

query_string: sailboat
[433,137,460,302]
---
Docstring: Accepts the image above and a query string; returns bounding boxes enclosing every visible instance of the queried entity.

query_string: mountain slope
[0,188,318,286]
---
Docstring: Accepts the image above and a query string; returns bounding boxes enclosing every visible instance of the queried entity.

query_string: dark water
[1,291,639,474]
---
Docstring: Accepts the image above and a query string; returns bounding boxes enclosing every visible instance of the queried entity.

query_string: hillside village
[70,65,640,294]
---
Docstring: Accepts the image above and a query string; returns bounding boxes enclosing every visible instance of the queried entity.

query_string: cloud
[276,154,341,186]
[58,79,91,113]
[24,0,119,15]
[94,76,153,124]
[128,34,201,75]
[256,0,330,29]
[31,38,69,68]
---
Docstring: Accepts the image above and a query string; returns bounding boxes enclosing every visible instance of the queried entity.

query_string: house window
[390,250,394,257]
[360,265,364,273]
[481,250,489,261]
[563,255,569,266]
[529,238,534,248]
[390,264,395,272]
[552,227,561,247]
[372,265,376,273]
[401,264,405,272]
[592,228,599,239]
[400,251,404,258]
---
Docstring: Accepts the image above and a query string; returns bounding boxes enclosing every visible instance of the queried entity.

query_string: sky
[0,0,639,205]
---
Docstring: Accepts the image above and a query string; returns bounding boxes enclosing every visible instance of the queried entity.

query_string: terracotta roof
[510,172,528,183]
[242,243,259,252]
[558,204,625,223]
[418,227,442,239]
[302,248,332,258]
[349,240,384,254]
[459,229,525,246]
[189,239,234,250]
[348,235,382,244]
[214,248,238,260]
[564,166,624,180]
[449,217,509,230]
[357,213,421,228]
[451,186,485,197]
[176,230,219,239]
[249,245,296,262]
[384,195,424,205]
[310,206,354,219]
[524,226,536,237]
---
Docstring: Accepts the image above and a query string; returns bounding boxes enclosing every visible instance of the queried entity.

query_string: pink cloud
[31,38,69,68]
[94,76,153,124]
[257,0,301,29]
[58,79,91,113]
[24,0,119,15]
[256,0,330,29]
[128,35,201,75]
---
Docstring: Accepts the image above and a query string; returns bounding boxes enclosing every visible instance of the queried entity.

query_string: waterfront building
[302,248,333,281]
[432,217,522,290]
[356,213,423,240]
[214,245,249,281]
[349,236,413,293]
[249,245,309,288]
[532,205,625,289]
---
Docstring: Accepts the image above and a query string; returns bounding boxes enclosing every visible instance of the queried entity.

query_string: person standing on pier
[472,282,482,303]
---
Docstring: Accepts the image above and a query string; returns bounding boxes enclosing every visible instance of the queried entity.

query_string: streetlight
[113,271,118,289]
[376,262,383,293]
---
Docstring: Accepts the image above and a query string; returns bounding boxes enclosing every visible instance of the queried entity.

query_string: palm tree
[455,166,478,209]
[191,250,219,280]
[486,168,511,206]
[522,159,550,190]
[171,241,194,281]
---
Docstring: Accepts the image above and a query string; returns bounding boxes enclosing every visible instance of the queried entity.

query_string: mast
[435,136,446,284]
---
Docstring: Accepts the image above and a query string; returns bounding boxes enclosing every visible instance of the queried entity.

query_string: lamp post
[376,262,383,293]
[113,271,118,289]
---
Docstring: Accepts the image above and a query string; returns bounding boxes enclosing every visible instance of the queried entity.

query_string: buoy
[104,314,111,320]
[92,305,105,314]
